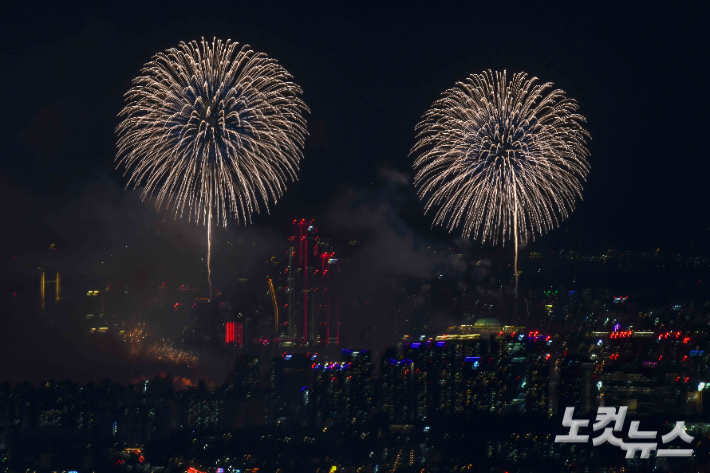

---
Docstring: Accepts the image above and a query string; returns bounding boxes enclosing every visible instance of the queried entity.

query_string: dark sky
[1,1,709,383]
[2,1,709,256]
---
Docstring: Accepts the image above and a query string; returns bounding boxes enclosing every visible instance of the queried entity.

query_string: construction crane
[268,278,278,334]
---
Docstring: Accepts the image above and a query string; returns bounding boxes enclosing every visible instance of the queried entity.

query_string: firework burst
[117,38,308,296]
[412,70,590,293]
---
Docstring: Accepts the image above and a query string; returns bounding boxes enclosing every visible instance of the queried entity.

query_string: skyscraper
[380,347,414,423]
[281,219,341,345]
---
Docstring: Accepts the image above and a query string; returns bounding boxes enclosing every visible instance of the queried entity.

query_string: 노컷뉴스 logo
[554,407,694,459]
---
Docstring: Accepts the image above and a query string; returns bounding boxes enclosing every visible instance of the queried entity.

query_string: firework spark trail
[116,38,308,297]
[412,71,590,295]
[207,207,212,297]
[145,339,199,367]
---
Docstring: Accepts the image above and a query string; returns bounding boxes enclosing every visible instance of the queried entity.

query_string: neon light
[386,358,414,366]
[609,330,633,339]
[314,362,353,371]
[226,322,235,344]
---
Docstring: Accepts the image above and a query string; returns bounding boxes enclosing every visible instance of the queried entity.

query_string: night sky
[1,1,709,382]
[3,1,709,252]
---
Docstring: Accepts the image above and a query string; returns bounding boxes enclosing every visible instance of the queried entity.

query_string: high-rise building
[341,349,374,421]
[270,352,316,423]
[233,354,268,426]
[398,320,553,419]
[556,353,595,415]
[404,337,489,418]
[589,329,687,415]
[312,349,373,425]
[279,219,341,345]
[380,347,414,423]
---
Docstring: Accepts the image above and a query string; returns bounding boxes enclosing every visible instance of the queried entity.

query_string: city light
[4,8,703,471]
[226,322,235,344]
